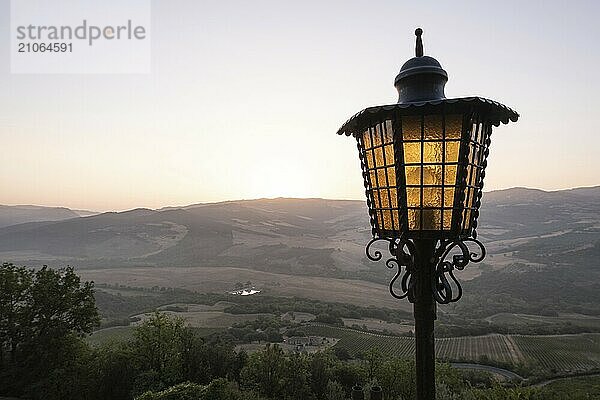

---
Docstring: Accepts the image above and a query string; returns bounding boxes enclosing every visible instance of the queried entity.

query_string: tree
[325,380,345,400]
[132,312,189,392]
[240,344,287,398]
[264,327,283,343]
[363,348,383,382]
[196,336,237,383]
[283,353,312,400]
[375,357,415,400]
[0,263,32,365]
[94,342,140,400]
[136,382,206,400]
[310,352,334,399]
[0,263,99,399]
[333,346,351,361]
[28,265,99,339]
[330,361,365,395]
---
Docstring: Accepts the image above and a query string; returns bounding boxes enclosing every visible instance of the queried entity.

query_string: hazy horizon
[1,184,598,213]
[2,0,599,211]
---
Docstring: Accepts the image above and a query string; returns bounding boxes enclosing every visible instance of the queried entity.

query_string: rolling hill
[0,204,82,228]
[0,199,371,273]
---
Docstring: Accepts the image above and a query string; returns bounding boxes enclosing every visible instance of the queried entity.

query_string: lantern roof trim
[336,96,519,137]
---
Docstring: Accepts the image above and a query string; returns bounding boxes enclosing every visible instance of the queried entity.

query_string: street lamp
[337,28,518,400]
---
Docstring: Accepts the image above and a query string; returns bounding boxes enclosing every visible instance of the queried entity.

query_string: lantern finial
[415,28,423,57]
[395,28,447,103]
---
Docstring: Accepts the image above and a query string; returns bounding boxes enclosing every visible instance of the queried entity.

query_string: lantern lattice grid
[338,98,518,241]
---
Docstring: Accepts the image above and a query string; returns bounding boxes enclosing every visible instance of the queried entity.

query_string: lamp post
[337,29,518,400]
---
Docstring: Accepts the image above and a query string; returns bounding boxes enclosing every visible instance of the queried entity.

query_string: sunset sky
[1,0,599,211]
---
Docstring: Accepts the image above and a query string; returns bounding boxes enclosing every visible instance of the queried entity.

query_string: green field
[302,325,600,375]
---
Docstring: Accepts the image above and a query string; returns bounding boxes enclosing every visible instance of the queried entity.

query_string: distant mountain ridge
[0,204,99,228]
[0,205,81,228]
[0,187,598,279]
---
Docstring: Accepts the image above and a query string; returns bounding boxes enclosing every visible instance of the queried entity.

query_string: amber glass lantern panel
[460,119,489,232]
[401,114,462,234]
[360,120,401,234]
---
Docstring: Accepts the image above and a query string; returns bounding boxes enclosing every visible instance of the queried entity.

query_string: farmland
[302,325,600,375]
[514,334,600,372]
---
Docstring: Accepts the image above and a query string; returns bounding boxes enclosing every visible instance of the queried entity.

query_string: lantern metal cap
[336,96,519,136]
[395,28,448,103]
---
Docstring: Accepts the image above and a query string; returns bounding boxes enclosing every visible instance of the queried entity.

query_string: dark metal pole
[413,239,437,400]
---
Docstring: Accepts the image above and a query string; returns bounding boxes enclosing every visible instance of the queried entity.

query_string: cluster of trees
[314,313,344,326]
[228,317,285,343]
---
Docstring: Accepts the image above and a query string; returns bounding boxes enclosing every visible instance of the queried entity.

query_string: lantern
[336,28,519,400]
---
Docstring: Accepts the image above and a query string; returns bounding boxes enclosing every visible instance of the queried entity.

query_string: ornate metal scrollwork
[365,237,486,305]
[366,237,418,302]
[431,238,485,304]
[432,238,486,304]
